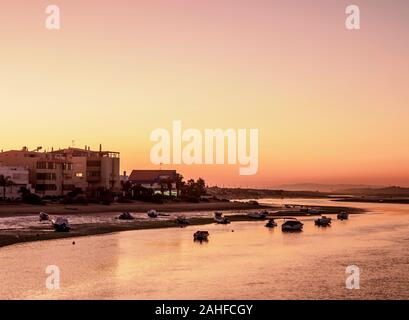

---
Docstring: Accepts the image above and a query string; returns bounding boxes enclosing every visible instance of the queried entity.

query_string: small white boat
[247,210,268,219]
[52,217,71,232]
[265,218,277,228]
[194,230,209,241]
[315,216,332,226]
[118,212,135,220]
[214,212,230,224]
[39,212,49,221]
[176,216,189,225]
[282,220,303,232]
[147,210,158,218]
[158,213,170,217]
[337,211,349,220]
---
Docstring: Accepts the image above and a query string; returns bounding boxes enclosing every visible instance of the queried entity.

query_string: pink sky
[1,0,409,187]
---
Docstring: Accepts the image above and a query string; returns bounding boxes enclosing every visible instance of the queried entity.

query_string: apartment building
[0,145,120,197]
[50,146,121,195]
[0,148,73,197]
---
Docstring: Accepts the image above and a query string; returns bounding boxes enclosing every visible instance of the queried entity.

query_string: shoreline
[333,197,409,204]
[0,203,364,249]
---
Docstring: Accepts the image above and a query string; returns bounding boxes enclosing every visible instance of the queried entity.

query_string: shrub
[117,196,133,203]
[184,196,200,203]
[23,193,44,205]
[60,196,88,205]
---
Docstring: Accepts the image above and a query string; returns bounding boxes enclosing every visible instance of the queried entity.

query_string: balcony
[87,170,101,183]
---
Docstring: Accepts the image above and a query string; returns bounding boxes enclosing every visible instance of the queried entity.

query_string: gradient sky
[1,0,409,187]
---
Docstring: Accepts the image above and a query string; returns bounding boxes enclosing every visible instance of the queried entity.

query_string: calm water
[1,199,409,300]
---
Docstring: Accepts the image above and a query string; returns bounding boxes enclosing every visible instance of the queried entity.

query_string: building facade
[50,146,121,195]
[0,148,72,197]
[0,146,120,197]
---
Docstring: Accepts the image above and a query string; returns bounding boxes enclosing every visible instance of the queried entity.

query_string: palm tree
[0,175,13,200]
[165,177,173,196]
[175,173,184,198]
[196,178,206,196]
[159,179,166,196]
[121,180,132,197]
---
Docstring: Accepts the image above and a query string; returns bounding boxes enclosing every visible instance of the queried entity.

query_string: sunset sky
[1,0,408,187]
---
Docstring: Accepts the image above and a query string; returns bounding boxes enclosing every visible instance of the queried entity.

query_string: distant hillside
[274,183,378,193]
[206,185,409,199]
[337,186,409,196]
[206,186,328,200]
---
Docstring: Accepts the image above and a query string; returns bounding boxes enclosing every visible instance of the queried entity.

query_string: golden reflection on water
[0,199,409,299]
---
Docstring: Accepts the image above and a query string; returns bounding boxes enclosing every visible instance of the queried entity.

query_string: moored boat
[300,206,309,213]
[147,210,158,218]
[176,216,190,225]
[265,218,277,228]
[214,212,230,224]
[282,219,303,232]
[337,211,349,220]
[52,217,71,232]
[39,212,49,221]
[118,212,135,220]
[247,210,268,219]
[193,230,209,241]
[314,216,332,226]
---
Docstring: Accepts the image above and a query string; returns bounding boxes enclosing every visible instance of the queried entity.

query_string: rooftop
[129,170,177,183]
[50,147,119,158]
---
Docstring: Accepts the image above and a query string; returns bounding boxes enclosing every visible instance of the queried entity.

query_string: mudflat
[0,201,363,248]
[0,200,264,217]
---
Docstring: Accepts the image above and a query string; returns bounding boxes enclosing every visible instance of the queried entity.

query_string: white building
[0,165,31,199]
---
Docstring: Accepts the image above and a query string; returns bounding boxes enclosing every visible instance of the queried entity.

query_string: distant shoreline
[333,197,409,204]
[206,186,409,202]
[0,201,363,248]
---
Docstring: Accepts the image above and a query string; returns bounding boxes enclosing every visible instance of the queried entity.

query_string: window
[75,172,83,178]
[87,160,101,167]
[36,173,56,180]
[36,162,47,169]
[63,163,72,171]
[87,171,100,177]
[47,162,56,170]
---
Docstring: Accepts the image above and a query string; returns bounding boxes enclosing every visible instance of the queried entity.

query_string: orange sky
[1,0,409,187]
